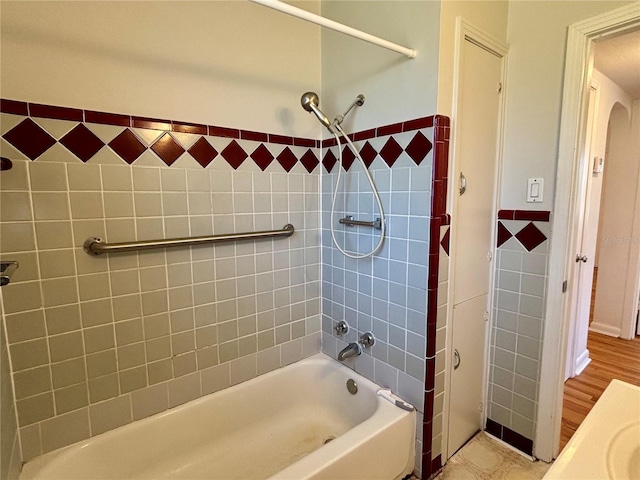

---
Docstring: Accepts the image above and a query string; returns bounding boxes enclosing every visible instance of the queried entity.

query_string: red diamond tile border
[379,137,403,167]
[440,226,450,256]
[60,124,104,162]
[405,131,432,165]
[323,149,338,173]
[359,141,377,168]
[221,140,248,169]
[497,221,513,248]
[251,144,274,171]
[3,118,56,160]
[341,145,356,171]
[300,149,319,173]
[108,129,146,164]
[514,222,547,251]
[0,98,447,174]
[187,137,218,168]
[151,133,185,166]
[277,147,297,172]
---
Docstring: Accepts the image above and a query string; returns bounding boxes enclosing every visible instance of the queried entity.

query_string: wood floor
[560,331,640,450]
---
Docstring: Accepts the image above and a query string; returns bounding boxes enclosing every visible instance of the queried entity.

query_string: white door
[565,84,599,380]
[447,30,504,457]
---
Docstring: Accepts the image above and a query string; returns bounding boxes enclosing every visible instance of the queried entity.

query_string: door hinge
[478,402,484,412]
[562,280,568,293]
[483,311,489,321]
[487,251,493,261]
[497,82,503,93]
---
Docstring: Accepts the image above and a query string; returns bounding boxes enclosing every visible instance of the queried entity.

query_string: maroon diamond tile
[277,147,297,172]
[440,227,450,256]
[323,149,337,173]
[379,136,403,167]
[359,141,377,168]
[60,124,105,162]
[251,144,274,171]
[515,222,546,251]
[187,137,218,167]
[151,133,185,166]
[341,146,356,171]
[300,149,319,173]
[3,118,56,160]
[405,131,432,165]
[221,140,248,169]
[497,221,513,248]
[108,129,147,164]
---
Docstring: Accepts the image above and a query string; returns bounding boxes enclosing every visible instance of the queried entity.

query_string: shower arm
[333,95,365,127]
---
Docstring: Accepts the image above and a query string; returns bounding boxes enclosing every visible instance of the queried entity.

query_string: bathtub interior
[20,355,414,480]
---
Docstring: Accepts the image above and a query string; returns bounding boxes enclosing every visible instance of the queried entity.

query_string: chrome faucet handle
[335,320,349,335]
[359,332,375,348]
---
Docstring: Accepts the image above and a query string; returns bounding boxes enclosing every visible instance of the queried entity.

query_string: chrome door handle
[575,254,588,263]
[459,172,467,196]
[453,349,461,370]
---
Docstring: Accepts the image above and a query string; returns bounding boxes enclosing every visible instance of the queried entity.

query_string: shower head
[300,92,332,130]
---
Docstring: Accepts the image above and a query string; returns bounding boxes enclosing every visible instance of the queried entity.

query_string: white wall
[0,1,321,137]
[500,0,633,210]
[320,0,441,132]
[592,99,640,337]
[585,70,633,268]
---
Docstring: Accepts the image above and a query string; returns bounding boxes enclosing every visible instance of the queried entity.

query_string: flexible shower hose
[329,123,386,259]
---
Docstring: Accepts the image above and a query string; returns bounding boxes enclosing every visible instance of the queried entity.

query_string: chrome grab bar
[339,216,382,230]
[84,224,294,256]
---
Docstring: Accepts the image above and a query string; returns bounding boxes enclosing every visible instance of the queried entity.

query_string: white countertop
[544,379,640,480]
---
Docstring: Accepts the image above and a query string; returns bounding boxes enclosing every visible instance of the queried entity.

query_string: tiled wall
[1,301,20,480]
[431,220,450,467]
[319,116,450,478]
[486,210,550,454]
[0,100,322,460]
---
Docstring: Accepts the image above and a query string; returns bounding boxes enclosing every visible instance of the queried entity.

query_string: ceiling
[594,29,640,99]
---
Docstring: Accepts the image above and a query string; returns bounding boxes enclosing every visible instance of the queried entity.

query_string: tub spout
[338,342,362,361]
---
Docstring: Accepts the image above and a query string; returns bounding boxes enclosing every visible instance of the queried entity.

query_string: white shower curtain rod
[249,0,418,59]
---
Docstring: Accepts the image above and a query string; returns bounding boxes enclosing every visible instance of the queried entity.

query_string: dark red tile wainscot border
[497,210,551,222]
[422,114,450,479]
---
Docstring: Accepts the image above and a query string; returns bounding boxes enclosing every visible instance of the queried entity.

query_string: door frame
[442,16,508,462]
[536,2,640,462]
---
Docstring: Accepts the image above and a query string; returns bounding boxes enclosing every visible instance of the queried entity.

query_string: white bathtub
[21,354,416,480]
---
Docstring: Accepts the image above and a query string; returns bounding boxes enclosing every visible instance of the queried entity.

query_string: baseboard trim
[588,322,621,337]
[574,349,591,376]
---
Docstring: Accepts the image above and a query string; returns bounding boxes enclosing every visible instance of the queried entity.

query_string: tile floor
[436,433,551,480]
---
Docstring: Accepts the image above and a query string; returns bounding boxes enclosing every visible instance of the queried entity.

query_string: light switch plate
[527,178,543,203]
